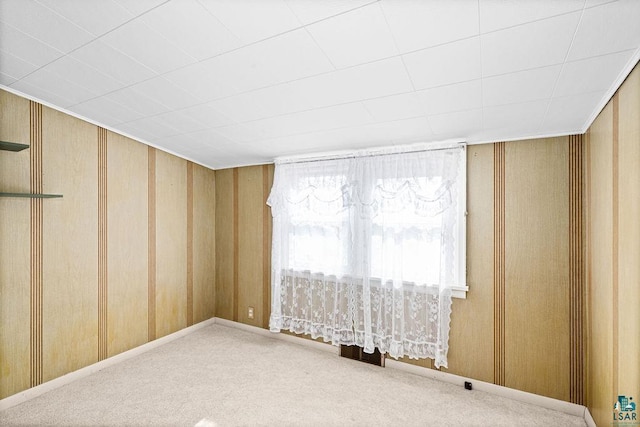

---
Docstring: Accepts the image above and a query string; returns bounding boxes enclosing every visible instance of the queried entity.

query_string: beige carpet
[0,324,586,426]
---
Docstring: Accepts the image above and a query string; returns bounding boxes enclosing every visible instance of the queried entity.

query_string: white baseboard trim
[213,317,340,355]
[584,407,596,427]
[0,318,216,412]
[385,358,587,419]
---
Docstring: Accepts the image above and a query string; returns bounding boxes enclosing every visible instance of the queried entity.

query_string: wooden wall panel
[444,144,494,383]
[0,90,30,191]
[193,164,216,324]
[262,164,274,328]
[1,90,218,400]
[616,64,640,404]
[0,90,31,399]
[41,107,98,382]
[237,166,266,327]
[106,131,148,357]
[586,102,614,425]
[504,138,570,401]
[154,151,187,339]
[215,168,235,321]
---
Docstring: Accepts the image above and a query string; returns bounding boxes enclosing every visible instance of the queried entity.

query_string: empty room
[0,1,639,426]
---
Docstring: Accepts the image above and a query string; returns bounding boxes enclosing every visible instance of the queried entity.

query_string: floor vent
[340,345,385,367]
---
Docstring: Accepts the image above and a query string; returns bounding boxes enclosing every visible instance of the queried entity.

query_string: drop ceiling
[1,0,639,169]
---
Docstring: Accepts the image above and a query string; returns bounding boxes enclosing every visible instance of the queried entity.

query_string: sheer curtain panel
[267,145,465,368]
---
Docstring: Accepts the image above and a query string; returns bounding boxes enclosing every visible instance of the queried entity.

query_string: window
[268,144,466,368]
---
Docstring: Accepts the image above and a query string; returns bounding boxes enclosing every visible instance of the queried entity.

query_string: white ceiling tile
[365,116,433,144]
[320,57,411,108]
[180,103,236,128]
[124,115,182,139]
[210,123,263,144]
[306,3,398,68]
[0,49,37,80]
[0,0,94,53]
[15,67,98,106]
[131,76,201,109]
[403,37,481,90]
[198,0,301,44]
[483,99,548,133]
[543,90,606,133]
[585,0,617,6]
[105,87,169,117]
[208,93,271,123]
[152,111,207,134]
[116,120,161,142]
[44,56,124,96]
[9,78,77,108]
[568,0,640,61]
[0,72,17,85]
[237,102,376,141]
[0,23,64,68]
[416,80,482,116]
[479,0,584,34]
[141,0,241,60]
[481,12,581,77]
[71,40,156,86]
[163,62,238,102]
[427,109,483,137]
[229,29,335,84]
[381,0,479,53]
[37,0,133,37]
[165,30,333,103]
[555,50,635,97]
[246,57,414,117]
[285,0,373,25]
[111,0,167,16]
[71,97,142,125]
[100,20,196,74]
[363,93,425,122]
[483,65,562,107]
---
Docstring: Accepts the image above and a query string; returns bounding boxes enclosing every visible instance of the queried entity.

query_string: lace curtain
[267,145,465,368]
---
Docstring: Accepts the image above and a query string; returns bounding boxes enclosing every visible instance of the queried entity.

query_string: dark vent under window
[340,345,385,367]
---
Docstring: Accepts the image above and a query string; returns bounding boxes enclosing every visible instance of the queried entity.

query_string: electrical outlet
[248,306,254,319]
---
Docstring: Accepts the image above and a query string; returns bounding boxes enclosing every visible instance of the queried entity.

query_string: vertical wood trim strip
[612,93,619,397]
[262,165,271,329]
[584,130,592,407]
[29,101,43,388]
[232,168,239,322]
[148,147,156,341]
[569,134,584,404]
[98,128,108,361]
[186,162,194,326]
[493,142,506,387]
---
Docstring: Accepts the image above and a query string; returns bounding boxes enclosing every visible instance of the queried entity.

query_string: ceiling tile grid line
[537,1,587,137]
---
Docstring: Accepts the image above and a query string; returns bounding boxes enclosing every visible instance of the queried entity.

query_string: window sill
[451,286,469,299]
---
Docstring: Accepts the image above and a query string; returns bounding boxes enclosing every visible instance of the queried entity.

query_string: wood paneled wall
[216,137,583,403]
[215,165,273,328]
[585,64,639,426]
[0,90,216,400]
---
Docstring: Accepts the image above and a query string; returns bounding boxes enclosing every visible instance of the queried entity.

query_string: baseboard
[0,318,216,412]
[584,407,596,427]
[384,358,587,419]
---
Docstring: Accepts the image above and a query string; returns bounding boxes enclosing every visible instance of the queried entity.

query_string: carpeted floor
[0,324,586,426]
